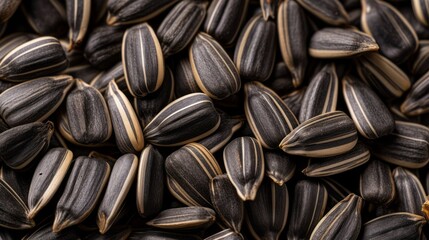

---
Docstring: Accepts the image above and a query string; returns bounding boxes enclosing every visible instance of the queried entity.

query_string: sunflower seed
[204,229,244,240]
[280,111,358,158]
[106,0,179,26]
[136,144,164,218]
[393,167,427,215]
[264,150,295,186]
[309,28,379,58]
[105,80,144,154]
[144,93,220,147]
[62,64,100,84]
[234,14,276,82]
[287,180,328,240]
[66,0,90,49]
[244,81,299,149]
[265,62,295,97]
[303,142,370,177]
[260,0,278,20]
[0,33,35,60]
[342,74,395,139]
[210,174,244,232]
[401,70,429,116]
[173,54,201,98]
[399,4,429,39]
[147,206,216,230]
[310,193,363,240]
[157,0,207,57]
[411,40,429,79]
[0,121,54,170]
[122,23,164,97]
[370,121,429,168]
[361,0,419,64]
[90,62,124,92]
[359,158,395,205]
[412,0,429,27]
[361,212,427,239]
[27,148,73,219]
[203,0,249,46]
[299,63,338,122]
[246,178,289,240]
[98,154,138,234]
[223,136,264,201]
[23,221,80,240]
[297,0,348,25]
[190,32,241,100]
[282,88,306,117]
[0,36,68,81]
[166,143,222,208]
[355,52,411,99]
[277,0,308,88]
[0,0,21,23]
[320,177,352,208]
[53,156,110,233]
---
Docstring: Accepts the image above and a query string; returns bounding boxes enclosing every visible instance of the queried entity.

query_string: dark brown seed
[265,62,295,97]
[411,40,429,79]
[23,221,80,240]
[204,229,244,240]
[282,88,306,117]
[90,62,124,92]
[260,0,278,20]
[393,167,427,215]
[147,207,216,230]
[62,64,100,84]
[321,177,352,208]
[359,158,395,205]
[401,70,429,116]
[172,54,201,98]
[0,0,21,23]
[412,0,429,26]
[296,0,349,26]
[0,33,35,60]
[264,150,295,186]
[66,0,91,49]
[399,5,429,39]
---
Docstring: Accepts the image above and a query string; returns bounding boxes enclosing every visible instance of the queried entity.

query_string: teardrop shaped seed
[0,36,68,81]
[90,62,124,92]
[234,14,276,82]
[296,0,349,25]
[66,0,91,50]
[98,154,138,234]
[28,148,73,219]
[264,150,296,186]
[172,54,201,98]
[246,179,289,240]
[277,0,308,88]
[144,93,220,147]
[210,174,244,232]
[122,23,164,97]
[361,0,419,64]
[0,121,54,169]
[53,156,110,233]
[309,28,379,58]
[393,167,427,215]
[359,158,395,205]
[401,70,429,116]
[136,144,164,218]
[310,193,363,240]
[204,229,244,240]
[165,143,222,208]
[223,137,265,201]
[280,111,358,158]
[66,79,112,145]
[0,75,74,127]
[105,80,144,154]
[299,63,338,122]
[189,32,241,100]
[287,180,328,240]
[0,0,21,23]
[244,81,299,149]
[147,207,216,230]
[342,74,395,139]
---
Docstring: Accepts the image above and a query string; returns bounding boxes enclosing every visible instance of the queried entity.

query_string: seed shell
[359,158,395,205]
[0,33,35,60]
[90,62,124,92]
[147,207,216,230]
[0,0,21,23]
[22,0,67,37]
[173,54,201,98]
[296,0,349,26]
[204,229,244,240]
[401,70,429,116]
[264,150,296,186]
[66,0,91,49]
[393,167,427,215]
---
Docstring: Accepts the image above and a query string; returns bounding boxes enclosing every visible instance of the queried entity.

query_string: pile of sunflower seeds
[0,0,428,239]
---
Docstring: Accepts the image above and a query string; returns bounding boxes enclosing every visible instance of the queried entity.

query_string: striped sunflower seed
[53,156,110,233]
[264,150,296,186]
[172,54,201,98]
[296,0,349,26]
[204,229,244,240]
[122,23,164,97]
[66,0,91,50]
[393,167,427,215]
[136,144,164,218]
[165,143,222,208]
[280,111,358,158]
[370,121,429,168]
[359,158,395,205]
[0,0,21,23]
[244,81,299,149]
[342,74,395,139]
[399,4,429,39]
[223,136,264,201]
[355,52,411,99]
[277,0,308,88]
[90,62,124,92]
[210,174,244,232]
[97,154,138,234]
[282,87,306,117]
[361,212,427,239]
[310,193,363,240]
[147,207,216,230]
[246,178,289,240]
[234,14,276,82]
[0,75,74,127]
[106,0,179,26]
[412,0,429,26]
[105,80,144,154]
[157,0,207,57]
[0,36,68,81]
[299,63,338,122]
[61,64,100,84]
[401,70,429,116]
[27,148,73,219]
[265,62,295,97]
[66,79,112,145]
[309,28,379,58]
[260,0,278,20]
[0,33,35,60]
[203,0,249,46]
[361,0,419,64]
[143,93,220,147]
[0,121,54,170]
[0,166,30,207]
[287,180,328,240]
[303,142,370,177]
[320,177,351,209]
[411,40,429,79]
[190,32,241,100]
